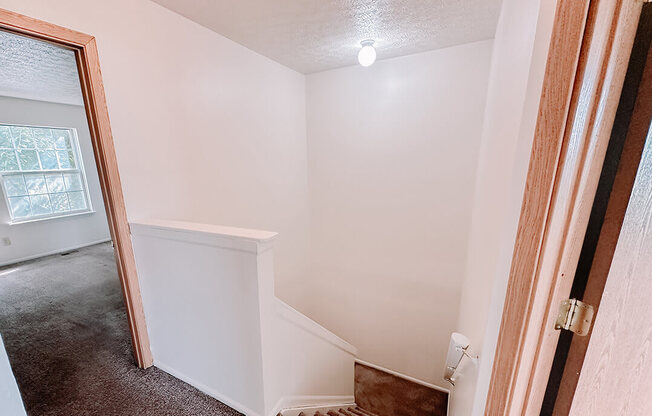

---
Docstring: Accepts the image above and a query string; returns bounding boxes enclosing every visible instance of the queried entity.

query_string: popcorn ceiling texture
[150,0,502,74]
[0,31,83,106]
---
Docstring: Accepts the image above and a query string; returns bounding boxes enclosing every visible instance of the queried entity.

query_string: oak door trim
[552,10,652,413]
[0,8,153,368]
[485,0,643,414]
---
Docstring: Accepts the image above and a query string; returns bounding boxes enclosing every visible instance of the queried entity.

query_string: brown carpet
[0,243,242,416]
[354,362,448,416]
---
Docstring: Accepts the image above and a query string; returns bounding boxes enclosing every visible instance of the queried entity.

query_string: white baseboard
[154,360,263,416]
[155,360,354,416]
[0,238,112,267]
[272,396,355,416]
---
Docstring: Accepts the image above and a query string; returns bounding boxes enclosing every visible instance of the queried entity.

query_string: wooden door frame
[485,0,644,414]
[0,9,153,369]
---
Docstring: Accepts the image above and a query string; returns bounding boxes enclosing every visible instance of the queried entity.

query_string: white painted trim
[0,237,111,267]
[355,359,450,394]
[270,397,286,416]
[272,396,355,416]
[131,218,277,241]
[276,299,358,356]
[130,219,277,254]
[155,360,263,416]
[0,93,84,107]
[9,209,96,225]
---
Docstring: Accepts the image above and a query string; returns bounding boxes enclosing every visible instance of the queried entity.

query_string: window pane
[29,194,52,215]
[0,126,12,148]
[53,130,72,150]
[4,175,27,196]
[63,173,83,191]
[45,173,65,192]
[24,174,47,195]
[11,127,35,148]
[57,150,75,169]
[39,150,58,170]
[67,191,86,210]
[8,196,31,218]
[34,128,55,149]
[1,126,87,221]
[0,149,19,172]
[49,192,70,213]
[17,149,40,170]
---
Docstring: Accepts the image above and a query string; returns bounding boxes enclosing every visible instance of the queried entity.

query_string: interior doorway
[0,16,246,416]
[485,0,650,413]
[0,8,152,369]
[540,4,652,414]
[0,28,138,415]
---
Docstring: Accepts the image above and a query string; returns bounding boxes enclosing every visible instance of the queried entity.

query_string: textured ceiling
[0,30,83,106]
[151,0,502,74]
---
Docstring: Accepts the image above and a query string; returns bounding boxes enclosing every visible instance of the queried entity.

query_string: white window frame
[0,123,94,224]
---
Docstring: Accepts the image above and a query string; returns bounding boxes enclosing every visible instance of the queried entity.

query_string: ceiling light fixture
[358,40,376,67]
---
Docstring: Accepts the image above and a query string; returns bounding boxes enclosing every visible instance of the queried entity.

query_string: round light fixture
[357,40,376,67]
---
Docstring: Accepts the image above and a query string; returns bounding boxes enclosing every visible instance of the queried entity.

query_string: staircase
[321,407,378,416]
[279,361,448,416]
[130,219,448,416]
[281,406,378,416]
[131,219,356,416]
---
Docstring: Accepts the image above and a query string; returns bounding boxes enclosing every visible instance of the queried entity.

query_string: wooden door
[569,127,652,414]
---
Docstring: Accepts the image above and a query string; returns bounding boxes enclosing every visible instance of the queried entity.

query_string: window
[0,124,92,223]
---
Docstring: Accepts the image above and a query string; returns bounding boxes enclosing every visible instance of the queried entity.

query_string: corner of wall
[449,0,559,414]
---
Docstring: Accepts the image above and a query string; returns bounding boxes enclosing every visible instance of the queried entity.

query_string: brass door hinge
[554,298,594,336]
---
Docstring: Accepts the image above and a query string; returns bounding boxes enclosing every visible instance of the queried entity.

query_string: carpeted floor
[0,242,242,416]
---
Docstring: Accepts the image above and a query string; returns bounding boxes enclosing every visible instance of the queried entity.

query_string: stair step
[345,408,363,416]
[354,362,448,416]
[280,404,377,416]
[350,407,378,416]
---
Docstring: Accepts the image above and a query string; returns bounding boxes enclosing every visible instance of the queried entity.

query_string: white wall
[300,40,493,387]
[0,2,534,409]
[0,97,110,266]
[0,334,26,416]
[0,0,309,293]
[450,1,559,414]
[132,220,270,415]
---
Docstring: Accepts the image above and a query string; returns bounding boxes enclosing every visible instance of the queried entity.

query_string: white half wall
[131,219,356,416]
[0,97,110,266]
[131,220,271,415]
[450,0,559,414]
[0,0,310,293]
[301,40,493,387]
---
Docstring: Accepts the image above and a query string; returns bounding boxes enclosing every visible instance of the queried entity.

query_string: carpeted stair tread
[290,405,379,416]
[345,407,365,416]
[352,407,379,416]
